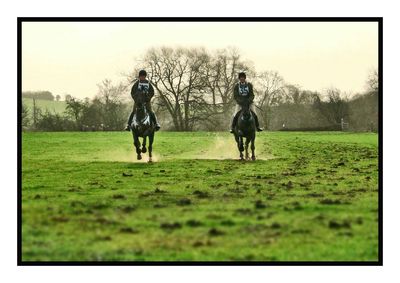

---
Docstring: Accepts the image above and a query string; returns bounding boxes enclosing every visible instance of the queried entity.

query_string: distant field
[22,98,66,114]
[21,131,379,261]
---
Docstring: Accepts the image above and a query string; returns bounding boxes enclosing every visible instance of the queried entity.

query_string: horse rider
[125,69,161,131]
[230,72,263,133]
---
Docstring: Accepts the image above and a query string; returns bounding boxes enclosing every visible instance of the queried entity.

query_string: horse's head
[136,102,147,118]
[241,102,252,120]
[131,102,151,133]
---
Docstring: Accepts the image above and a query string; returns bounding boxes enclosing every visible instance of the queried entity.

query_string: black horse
[130,101,156,162]
[233,102,256,161]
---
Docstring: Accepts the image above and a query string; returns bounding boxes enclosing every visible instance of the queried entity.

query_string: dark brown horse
[130,100,156,162]
[233,102,256,161]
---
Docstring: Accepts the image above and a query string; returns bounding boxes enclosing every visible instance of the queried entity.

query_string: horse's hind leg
[133,134,142,160]
[251,136,256,161]
[245,137,250,160]
[142,136,147,153]
[148,133,154,163]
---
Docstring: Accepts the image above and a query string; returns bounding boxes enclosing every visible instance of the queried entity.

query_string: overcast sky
[22,21,378,99]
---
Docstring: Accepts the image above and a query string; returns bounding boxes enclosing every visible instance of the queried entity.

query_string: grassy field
[21,131,379,262]
[22,98,67,114]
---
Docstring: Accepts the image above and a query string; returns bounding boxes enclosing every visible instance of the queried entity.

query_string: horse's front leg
[141,136,147,153]
[251,135,256,161]
[133,133,142,160]
[245,137,250,160]
[239,136,244,160]
[234,134,242,160]
[148,133,154,163]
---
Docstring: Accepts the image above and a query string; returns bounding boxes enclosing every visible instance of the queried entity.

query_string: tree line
[22,91,67,102]
[21,47,379,132]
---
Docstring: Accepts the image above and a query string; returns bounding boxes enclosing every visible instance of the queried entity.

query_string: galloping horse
[233,102,256,161]
[130,99,156,162]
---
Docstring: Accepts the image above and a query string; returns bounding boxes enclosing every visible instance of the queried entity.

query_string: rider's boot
[253,112,263,132]
[125,111,134,131]
[230,122,235,134]
[151,112,161,131]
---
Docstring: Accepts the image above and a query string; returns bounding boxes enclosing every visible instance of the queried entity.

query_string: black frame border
[17,17,383,266]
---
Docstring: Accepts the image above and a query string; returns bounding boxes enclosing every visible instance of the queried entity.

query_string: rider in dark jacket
[125,70,161,131]
[230,72,263,133]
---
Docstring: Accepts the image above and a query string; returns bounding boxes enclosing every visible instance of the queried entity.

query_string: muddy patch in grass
[153,203,168,208]
[254,200,267,209]
[291,228,311,234]
[95,235,112,241]
[112,194,126,199]
[328,220,352,229]
[160,222,182,230]
[176,198,192,206]
[51,215,69,222]
[119,227,139,234]
[117,205,136,213]
[208,228,225,236]
[320,198,343,205]
[306,192,324,198]
[282,181,294,189]
[192,190,210,198]
[234,208,253,215]
[68,186,82,192]
[220,219,235,226]
[186,219,203,227]
[154,188,167,194]
[284,201,303,211]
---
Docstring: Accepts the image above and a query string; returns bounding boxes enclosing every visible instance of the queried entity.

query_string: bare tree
[201,47,252,130]
[366,69,378,92]
[32,98,41,129]
[65,97,85,128]
[130,47,210,131]
[314,87,349,125]
[21,103,30,129]
[64,94,72,102]
[96,79,127,104]
[254,71,285,129]
[95,79,129,130]
[281,84,315,105]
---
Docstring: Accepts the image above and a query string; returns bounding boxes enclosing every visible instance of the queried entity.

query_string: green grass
[22,131,379,261]
[23,98,67,114]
